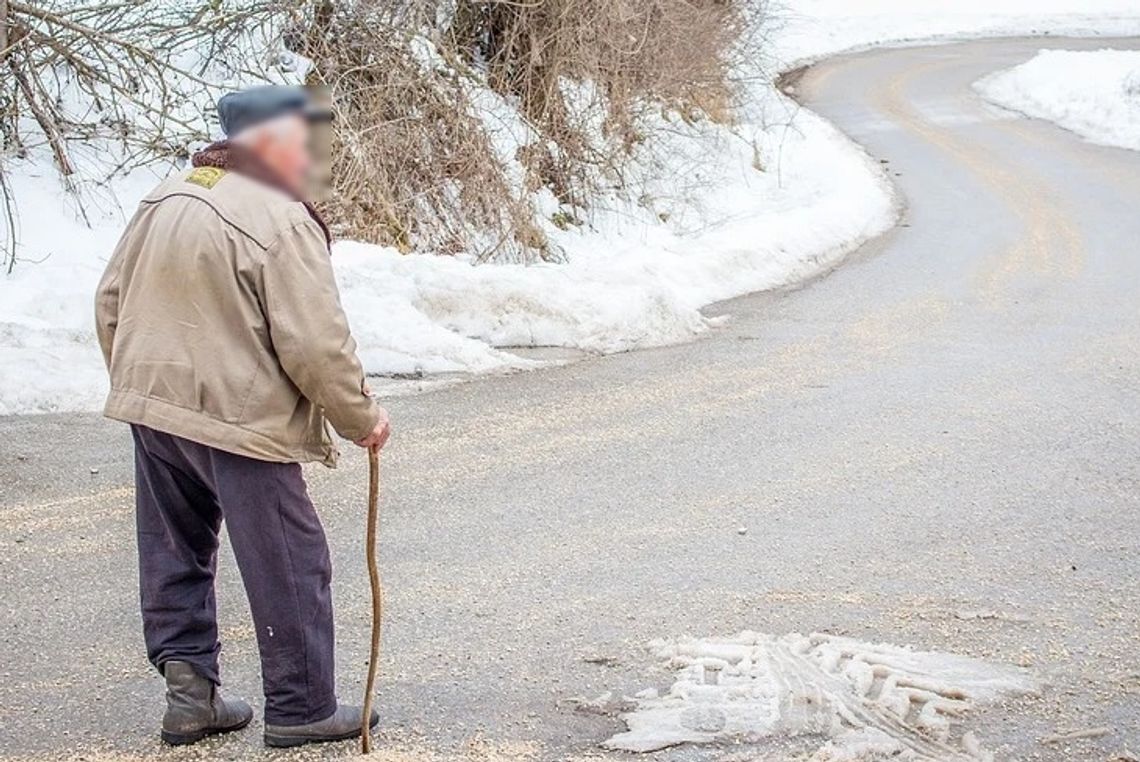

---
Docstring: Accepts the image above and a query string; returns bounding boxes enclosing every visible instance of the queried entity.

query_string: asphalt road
[2,38,1139,762]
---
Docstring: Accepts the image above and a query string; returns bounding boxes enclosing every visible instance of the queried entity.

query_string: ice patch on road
[606,631,1038,760]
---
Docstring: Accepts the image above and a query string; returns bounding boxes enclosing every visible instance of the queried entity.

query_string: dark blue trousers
[132,424,337,726]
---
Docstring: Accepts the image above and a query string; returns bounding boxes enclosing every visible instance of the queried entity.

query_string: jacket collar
[191,140,332,247]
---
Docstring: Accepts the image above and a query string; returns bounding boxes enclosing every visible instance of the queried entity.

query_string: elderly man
[95,86,390,748]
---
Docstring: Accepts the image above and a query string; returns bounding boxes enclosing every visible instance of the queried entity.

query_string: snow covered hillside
[977,49,1140,151]
[4,1,1140,414]
[0,92,894,414]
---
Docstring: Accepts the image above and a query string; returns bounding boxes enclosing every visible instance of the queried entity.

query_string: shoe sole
[264,717,380,748]
[161,715,252,746]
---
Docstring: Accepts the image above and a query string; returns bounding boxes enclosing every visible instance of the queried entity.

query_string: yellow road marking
[870,56,1085,306]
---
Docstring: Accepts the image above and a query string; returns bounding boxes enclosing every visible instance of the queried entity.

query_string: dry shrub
[0,0,279,271]
[2,0,761,266]
[295,0,548,261]
[447,0,756,206]
[292,0,758,260]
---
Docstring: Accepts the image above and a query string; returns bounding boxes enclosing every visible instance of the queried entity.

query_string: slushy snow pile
[606,631,1039,760]
[5,0,1140,413]
[977,49,1140,151]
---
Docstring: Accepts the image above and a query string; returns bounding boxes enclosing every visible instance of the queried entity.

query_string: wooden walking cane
[361,445,383,754]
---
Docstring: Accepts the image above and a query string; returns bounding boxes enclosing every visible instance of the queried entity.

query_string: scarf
[191,140,332,247]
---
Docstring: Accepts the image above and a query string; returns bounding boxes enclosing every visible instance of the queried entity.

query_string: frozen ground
[976,49,1140,151]
[605,632,1038,759]
[4,0,1140,413]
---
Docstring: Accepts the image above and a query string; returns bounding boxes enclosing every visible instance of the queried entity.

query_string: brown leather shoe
[160,661,252,746]
[264,703,379,748]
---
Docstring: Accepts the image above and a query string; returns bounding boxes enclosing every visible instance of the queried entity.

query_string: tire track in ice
[605,631,1039,760]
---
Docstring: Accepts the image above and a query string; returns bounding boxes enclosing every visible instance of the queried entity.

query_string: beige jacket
[95,166,379,467]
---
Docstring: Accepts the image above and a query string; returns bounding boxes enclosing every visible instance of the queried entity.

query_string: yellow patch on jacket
[185,166,226,189]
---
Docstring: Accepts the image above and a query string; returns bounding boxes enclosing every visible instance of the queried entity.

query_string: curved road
[2,38,1139,761]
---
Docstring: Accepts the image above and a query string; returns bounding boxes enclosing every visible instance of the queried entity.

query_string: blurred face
[247,114,312,197]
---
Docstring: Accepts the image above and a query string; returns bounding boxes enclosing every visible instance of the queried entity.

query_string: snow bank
[0,72,895,413]
[5,1,1140,414]
[0,160,174,414]
[976,49,1140,151]
[773,0,1140,65]
[336,98,891,375]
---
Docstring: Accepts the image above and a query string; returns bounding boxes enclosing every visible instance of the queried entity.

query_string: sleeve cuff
[336,400,382,442]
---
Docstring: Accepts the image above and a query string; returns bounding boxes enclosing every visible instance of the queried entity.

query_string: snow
[335,95,890,375]
[976,49,1140,151]
[0,55,897,414]
[774,0,1140,65]
[4,1,1140,414]
[606,631,1039,760]
[0,159,176,414]
[0,94,889,412]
